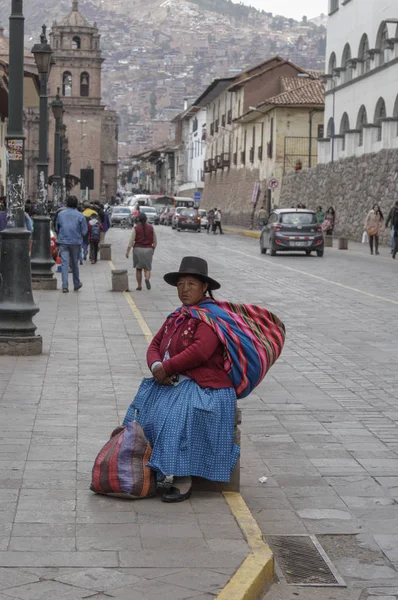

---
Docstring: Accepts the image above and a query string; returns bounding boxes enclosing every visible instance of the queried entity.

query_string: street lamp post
[30,24,57,290]
[0,0,42,355]
[51,89,63,209]
[77,119,87,200]
[60,122,67,204]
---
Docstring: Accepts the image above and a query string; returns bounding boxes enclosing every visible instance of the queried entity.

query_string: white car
[199,209,208,229]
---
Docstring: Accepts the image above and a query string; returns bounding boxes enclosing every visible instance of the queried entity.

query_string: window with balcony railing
[221,115,226,127]
[249,147,254,163]
[227,110,232,124]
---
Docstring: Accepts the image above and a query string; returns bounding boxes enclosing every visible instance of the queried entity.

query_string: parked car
[260,209,324,257]
[198,209,208,229]
[140,206,160,225]
[175,209,201,232]
[171,207,185,229]
[110,206,132,227]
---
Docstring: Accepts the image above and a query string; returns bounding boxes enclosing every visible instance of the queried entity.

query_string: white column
[381,118,398,149]
[317,138,331,164]
[345,130,361,157]
[362,125,379,154]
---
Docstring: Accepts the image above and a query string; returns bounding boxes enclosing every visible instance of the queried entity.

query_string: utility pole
[0,0,42,355]
[51,89,63,209]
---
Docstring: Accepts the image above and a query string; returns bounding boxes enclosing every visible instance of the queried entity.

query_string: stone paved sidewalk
[0,240,249,599]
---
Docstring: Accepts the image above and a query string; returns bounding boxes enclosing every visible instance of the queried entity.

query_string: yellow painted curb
[224,227,261,239]
[217,492,274,600]
[112,262,274,600]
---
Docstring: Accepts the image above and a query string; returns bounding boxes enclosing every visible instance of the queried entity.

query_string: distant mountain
[1,0,326,153]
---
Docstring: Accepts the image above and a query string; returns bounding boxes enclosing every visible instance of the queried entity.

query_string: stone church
[48,0,118,202]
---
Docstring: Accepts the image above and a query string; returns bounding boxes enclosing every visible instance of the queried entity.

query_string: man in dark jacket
[386,200,398,259]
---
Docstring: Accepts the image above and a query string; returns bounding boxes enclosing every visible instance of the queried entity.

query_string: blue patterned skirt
[123,378,240,482]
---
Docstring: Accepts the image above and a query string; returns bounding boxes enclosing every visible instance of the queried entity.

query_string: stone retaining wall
[202,168,265,228]
[279,149,398,243]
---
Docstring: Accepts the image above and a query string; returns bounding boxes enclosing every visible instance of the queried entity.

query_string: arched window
[358,34,370,74]
[80,72,89,97]
[356,105,368,146]
[326,117,334,137]
[376,23,389,66]
[374,97,387,141]
[341,43,352,82]
[328,52,336,75]
[72,36,81,50]
[62,71,72,97]
[340,112,350,150]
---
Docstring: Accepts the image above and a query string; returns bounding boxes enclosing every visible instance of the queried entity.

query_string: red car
[176,209,201,232]
[50,228,58,259]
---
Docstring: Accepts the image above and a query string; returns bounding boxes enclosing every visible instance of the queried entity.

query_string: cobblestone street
[0,226,398,599]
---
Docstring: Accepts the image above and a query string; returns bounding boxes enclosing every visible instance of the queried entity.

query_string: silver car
[110,206,132,227]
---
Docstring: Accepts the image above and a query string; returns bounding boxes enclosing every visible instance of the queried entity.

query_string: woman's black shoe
[161,486,192,503]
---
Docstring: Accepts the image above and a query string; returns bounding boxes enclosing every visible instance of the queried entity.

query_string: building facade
[49,1,118,201]
[172,105,207,198]
[202,59,324,225]
[320,0,398,163]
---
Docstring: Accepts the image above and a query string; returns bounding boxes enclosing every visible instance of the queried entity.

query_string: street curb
[224,227,261,239]
[216,492,274,600]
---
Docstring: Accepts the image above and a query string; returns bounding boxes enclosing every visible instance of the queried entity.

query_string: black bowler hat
[164,256,221,290]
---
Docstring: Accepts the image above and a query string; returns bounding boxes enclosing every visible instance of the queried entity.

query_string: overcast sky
[237,0,328,21]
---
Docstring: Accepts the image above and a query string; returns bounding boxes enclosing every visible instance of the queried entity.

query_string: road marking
[217,492,274,600]
[123,292,153,343]
[109,260,154,342]
[219,246,398,306]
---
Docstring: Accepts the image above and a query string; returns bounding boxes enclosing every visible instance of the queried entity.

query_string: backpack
[90,219,101,241]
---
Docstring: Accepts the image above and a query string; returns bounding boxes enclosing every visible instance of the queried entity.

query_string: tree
[302,15,308,24]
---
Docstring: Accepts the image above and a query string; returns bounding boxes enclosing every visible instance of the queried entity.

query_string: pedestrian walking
[55,195,88,293]
[88,214,102,264]
[386,200,398,254]
[213,208,223,235]
[125,212,157,291]
[82,202,97,260]
[257,205,268,226]
[365,203,384,255]
[207,209,215,234]
[386,200,398,259]
[323,207,335,236]
[315,206,325,225]
[120,256,285,502]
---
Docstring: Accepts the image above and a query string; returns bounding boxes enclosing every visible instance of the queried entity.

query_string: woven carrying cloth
[170,300,286,399]
[90,421,156,499]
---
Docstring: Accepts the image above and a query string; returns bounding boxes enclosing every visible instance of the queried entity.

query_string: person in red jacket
[125,212,157,290]
[123,256,239,503]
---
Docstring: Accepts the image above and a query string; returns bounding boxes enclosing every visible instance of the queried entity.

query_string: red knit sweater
[146,315,233,390]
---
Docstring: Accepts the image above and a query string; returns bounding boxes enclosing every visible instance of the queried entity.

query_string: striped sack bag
[90,421,156,499]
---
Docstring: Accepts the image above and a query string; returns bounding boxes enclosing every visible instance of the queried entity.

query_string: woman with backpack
[125,212,157,290]
[88,214,102,264]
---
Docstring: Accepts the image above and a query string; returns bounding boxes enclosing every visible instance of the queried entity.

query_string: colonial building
[0,28,40,201]
[201,58,324,226]
[172,104,207,199]
[48,1,118,201]
[320,0,398,163]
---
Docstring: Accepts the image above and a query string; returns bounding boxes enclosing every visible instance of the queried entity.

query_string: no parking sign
[268,178,279,190]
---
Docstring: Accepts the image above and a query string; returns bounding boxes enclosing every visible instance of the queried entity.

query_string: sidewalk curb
[216,492,274,600]
[224,227,261,239]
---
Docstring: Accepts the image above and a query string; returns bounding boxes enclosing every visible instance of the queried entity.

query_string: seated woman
[123,256,285,503]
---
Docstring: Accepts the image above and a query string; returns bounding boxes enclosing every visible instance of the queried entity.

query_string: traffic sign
[194,191,201,203]
[268,178,279,190]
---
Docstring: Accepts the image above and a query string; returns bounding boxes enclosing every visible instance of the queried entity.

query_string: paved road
[112,225,398,599]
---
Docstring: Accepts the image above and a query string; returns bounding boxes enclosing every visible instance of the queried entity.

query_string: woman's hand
[125,251,130,259]
[152,364,174,386]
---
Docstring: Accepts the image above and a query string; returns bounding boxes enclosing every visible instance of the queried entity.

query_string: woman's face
[374,204,379,212]
[177,276,208,306]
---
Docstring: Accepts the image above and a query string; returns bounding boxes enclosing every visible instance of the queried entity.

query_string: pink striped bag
[91,421,156,499]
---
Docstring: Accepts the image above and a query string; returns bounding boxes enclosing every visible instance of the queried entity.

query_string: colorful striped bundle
[172,300,286,399]
[91,421,156,499]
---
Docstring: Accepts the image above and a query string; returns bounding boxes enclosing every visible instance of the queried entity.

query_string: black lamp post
[60,122,67,205]
[51,89,63,209]
[0,0,42,355]
[30,24,57,290]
